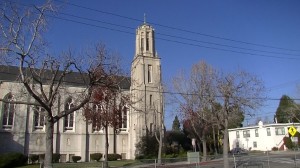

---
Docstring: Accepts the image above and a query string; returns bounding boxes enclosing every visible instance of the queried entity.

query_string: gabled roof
[0,65,131,89]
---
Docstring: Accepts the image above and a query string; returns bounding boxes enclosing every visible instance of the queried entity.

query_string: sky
[21,0,300,129]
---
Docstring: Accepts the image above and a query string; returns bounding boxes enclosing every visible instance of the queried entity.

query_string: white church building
[0,22,163,161]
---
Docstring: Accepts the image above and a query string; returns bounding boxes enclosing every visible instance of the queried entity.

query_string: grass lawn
[17,160,139,168]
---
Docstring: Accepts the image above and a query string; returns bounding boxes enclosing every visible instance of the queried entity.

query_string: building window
[34,106,45,130]
[146,32,149,51]
[149,95,152,108]
[150,123,153,134]
[148,65,152,83]
[141,38,144,51]
[2,93,15,129]
[275,127,285,135]
[236,131,240,138]
[64,98,75,130]
[253,141,257,148]
[120,106,128,130]
[267,128,271,136]
[255,129,259,137]
[243,130,250,138]
[92,104,102,132]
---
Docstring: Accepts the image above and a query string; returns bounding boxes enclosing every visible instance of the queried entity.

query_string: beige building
[0,23,163,161]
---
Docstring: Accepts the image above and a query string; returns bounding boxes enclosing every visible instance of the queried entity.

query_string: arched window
[34,106,45,130]
[92,104,102,132]
[2,93,15,129]
[120,106,128,131]
[64,98,75,130]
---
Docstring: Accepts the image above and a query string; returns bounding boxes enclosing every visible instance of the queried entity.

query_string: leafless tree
[83,45,128,168]
[172,61,217,161]
[0,2,113,168]
[172,61,265,168]
[215,71,265,168]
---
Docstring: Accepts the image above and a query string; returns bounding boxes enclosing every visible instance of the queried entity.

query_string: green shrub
[29,154,39,164]
[283,137,294,149]
[271,147,279,151]
[39,153,45,161]
[0,152,28,168]
[72,156,81,163]
[135,155,144,160]
[52,153,60,163]
[90,153,102,162]
[107,153,121,161]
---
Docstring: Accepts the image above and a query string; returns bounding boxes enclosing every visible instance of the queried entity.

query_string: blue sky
[24,0,300,129]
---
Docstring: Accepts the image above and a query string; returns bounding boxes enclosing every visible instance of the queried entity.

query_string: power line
[54,0,300,52]
[48,15,300,60]
[60,11,300,57]
[5,1,300,60]
[131,88,300,101]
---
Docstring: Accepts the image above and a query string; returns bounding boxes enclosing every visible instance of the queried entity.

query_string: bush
[107,154,121,161]
[0,152,28,168]
[52,153,60,163]
[272,147,279,151]
[90,153,102,162]
[39,154,45,161]
[72,156,81,163]
[283,137,294,149]
[29,154,39,164]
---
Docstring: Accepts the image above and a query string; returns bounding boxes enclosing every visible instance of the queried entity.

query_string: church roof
[0,65,131,89]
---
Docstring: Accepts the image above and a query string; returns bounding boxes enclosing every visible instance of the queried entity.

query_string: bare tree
[172,61,265,168]
[0,2,111,168]
[82,44,129,168]
[172,61,217,160]
[215,71,265,168]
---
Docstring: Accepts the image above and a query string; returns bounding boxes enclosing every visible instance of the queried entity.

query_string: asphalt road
[200,152,300,168]
[131,151,300,168]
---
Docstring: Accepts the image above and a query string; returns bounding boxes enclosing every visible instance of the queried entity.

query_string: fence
[232,150,300,168]
[127,155,223,168]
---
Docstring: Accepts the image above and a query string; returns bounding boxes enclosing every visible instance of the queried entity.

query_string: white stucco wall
[229,122,300,151]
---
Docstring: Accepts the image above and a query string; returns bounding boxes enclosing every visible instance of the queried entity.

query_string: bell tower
[129,21,164,158]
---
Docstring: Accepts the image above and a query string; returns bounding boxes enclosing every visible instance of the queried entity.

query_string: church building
[0,22,163,161]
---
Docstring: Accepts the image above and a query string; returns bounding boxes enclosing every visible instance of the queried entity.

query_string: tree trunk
[44,120,54,168]
[104,125,109,168]
[223,117,229,168]
[197,139,201,153]
[213,126,218,155]
[202,139,207,161]
[157,126,162,164]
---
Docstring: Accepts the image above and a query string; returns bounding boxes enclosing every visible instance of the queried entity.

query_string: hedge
[72,156,81,163]
[107,154,121,161]
[0,152,28,168]
[90,153,102,162]
[29,154,39,164]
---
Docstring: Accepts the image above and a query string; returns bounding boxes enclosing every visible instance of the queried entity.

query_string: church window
[92,104,102,132]
[121,106,128,130]
[149,95,152,108]
[64,98,75,130]
[146,32,149,51]
[150,123,153,134]
[141,38,144,51]
[148,65,152,83]
[34,106,45,130]
[2,93,15,129]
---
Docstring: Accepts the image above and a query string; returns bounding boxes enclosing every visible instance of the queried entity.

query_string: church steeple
[135,23,156,57]
[130,22,163,159]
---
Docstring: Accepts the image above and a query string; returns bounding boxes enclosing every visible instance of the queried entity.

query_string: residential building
[229,121,300,151]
